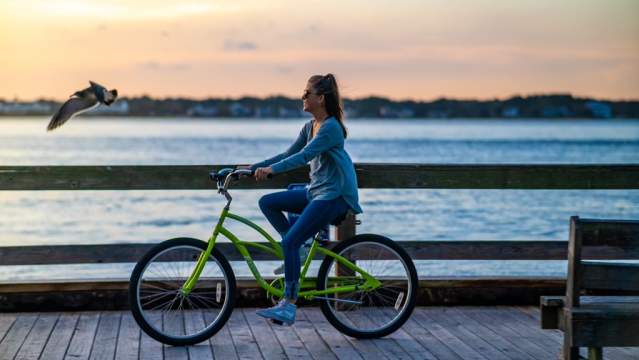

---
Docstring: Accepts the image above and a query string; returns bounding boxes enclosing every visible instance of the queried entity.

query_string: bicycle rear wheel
[317,234,418,338]
[129,237,236,345]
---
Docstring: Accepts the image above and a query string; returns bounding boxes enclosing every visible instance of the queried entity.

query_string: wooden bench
[540,216,639,359]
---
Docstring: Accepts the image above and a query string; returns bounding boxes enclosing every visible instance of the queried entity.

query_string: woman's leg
[258,189,309,238]
[281,196,349,301]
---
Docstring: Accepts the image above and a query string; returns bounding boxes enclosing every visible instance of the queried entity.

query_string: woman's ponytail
[309,73,347,138]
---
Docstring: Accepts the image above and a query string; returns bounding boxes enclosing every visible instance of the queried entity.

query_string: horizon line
[4,92,639,104]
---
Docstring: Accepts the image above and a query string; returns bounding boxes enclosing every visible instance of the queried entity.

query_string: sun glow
[1,0,638,100]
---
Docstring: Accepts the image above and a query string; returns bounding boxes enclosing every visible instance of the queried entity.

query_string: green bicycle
[129,167,418,346]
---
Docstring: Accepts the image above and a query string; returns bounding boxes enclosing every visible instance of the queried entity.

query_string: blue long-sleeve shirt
[250,117,363,214]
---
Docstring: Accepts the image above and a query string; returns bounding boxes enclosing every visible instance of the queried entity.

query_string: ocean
[1,117,638,280]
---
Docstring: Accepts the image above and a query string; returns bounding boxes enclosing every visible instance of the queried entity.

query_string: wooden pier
[1,306,638,360]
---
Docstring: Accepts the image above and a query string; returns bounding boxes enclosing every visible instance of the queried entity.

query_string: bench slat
[571,302,639,319]
[581,261,639,292]
[570,316,639,347]
[580,219,639,250]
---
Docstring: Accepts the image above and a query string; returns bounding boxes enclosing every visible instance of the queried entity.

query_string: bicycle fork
[181,207,228,296]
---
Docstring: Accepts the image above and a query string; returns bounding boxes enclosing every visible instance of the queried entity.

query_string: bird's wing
[47,96,100,131]
[71,86,94,99]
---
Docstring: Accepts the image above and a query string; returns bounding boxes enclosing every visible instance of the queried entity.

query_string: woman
[249,73,363,325]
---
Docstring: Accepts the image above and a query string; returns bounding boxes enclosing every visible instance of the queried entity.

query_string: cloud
[223,39,258,51]
[11,1,225,21]
[274,65,294,74]
[137,61,191,71]
[305,24,320,33]
[168,63,191,71]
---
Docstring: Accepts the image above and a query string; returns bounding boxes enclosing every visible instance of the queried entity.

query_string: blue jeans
[258,189,349,300]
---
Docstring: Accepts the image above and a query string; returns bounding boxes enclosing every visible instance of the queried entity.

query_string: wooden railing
[1,164,637,190]
[1,240,638,265]
[1,164,638,308]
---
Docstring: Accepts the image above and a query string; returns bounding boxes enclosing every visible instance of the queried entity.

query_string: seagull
[46,81,118,131]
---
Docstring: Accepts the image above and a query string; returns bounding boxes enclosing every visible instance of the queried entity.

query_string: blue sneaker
[256,299,297,326]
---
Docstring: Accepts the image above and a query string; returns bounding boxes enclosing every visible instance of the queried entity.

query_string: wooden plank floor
[1,307,638,360]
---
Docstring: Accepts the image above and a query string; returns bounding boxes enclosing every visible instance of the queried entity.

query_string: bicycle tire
[316,233,418,339]
[129,237,236,345]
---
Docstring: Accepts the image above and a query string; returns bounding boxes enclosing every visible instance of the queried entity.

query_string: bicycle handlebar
[210,167,273,193]
[235,168,273,180]
[232,168,255,179]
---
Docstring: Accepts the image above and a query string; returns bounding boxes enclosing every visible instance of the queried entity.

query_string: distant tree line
[1,93,638,118]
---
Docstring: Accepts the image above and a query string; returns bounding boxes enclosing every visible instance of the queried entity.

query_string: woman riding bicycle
[129,78,416,341]
[247,73,363,325]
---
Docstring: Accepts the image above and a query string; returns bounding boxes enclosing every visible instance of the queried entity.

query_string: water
[1,117,638,280]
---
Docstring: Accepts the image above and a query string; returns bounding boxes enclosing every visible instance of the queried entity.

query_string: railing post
[334,213,358,297]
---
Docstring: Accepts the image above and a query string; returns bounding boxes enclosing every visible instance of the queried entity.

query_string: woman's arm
[270,120,343,174]
[249,125,308,171]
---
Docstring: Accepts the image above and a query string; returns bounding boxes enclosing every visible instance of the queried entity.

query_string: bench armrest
[541,296,564,308]
[540,296,565,329]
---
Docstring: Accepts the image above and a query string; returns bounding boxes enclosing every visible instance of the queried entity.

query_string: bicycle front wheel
[129,237,236,346]
[317,234,418,339]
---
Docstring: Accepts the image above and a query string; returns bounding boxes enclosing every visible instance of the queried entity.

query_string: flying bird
[46,81,118,131]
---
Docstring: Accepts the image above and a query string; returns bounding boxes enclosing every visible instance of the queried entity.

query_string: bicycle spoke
[150,295,178,311]
[185,296,198,310]
[161,293,181,313]
[141,282,175,292]
[188,293,222,308]
[190,294,218,309]
[140,291,174,302]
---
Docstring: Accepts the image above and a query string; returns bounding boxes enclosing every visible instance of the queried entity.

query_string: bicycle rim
[135,244,230,340]
[323,241,414,334]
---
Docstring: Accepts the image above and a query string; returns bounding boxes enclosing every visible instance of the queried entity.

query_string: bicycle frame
[181,205,381,299]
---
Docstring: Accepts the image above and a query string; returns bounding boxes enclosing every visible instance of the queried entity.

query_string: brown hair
[308,73,347,138]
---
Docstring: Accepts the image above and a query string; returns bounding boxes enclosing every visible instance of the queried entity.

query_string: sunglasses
[302,90,317,100]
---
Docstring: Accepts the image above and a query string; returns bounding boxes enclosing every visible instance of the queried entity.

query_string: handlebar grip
[248,169,273,179]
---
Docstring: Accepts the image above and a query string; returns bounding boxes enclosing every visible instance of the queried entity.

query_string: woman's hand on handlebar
[254,166,273,181]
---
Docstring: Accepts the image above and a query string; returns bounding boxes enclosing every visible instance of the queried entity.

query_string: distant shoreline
[2,94,638,119]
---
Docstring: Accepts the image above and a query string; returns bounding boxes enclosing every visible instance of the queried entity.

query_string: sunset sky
[1,0,638,101]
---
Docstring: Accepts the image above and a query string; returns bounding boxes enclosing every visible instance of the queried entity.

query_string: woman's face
[302,81,323,113]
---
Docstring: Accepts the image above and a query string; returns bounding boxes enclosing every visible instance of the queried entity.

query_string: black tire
[129,237,236,346]
[317,234,418,339]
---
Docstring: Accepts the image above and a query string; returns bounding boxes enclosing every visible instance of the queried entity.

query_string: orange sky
[1,0,638,101]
